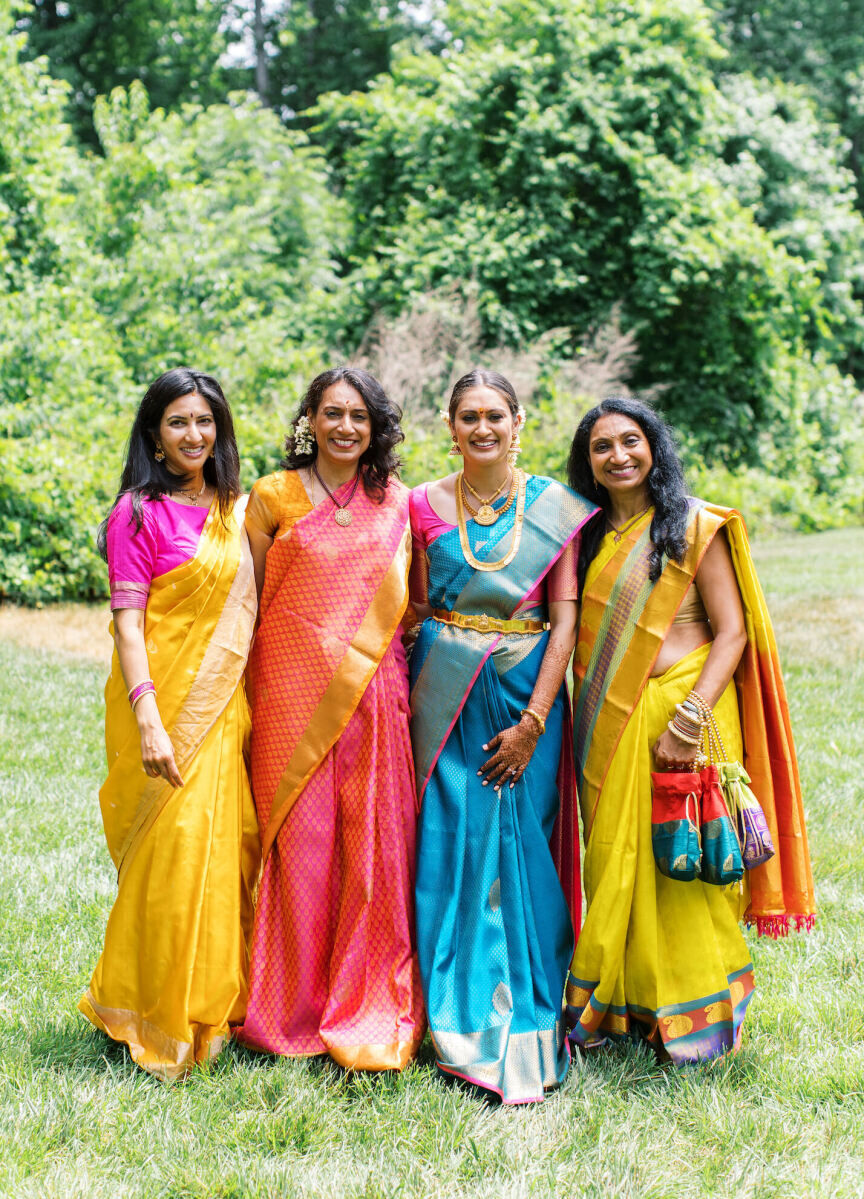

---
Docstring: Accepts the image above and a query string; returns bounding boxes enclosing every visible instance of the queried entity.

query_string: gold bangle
[520,707,546,735]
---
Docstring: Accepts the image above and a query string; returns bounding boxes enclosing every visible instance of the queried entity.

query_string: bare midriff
[651,620,713,677]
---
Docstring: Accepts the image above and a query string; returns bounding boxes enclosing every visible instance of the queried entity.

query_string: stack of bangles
[128,679,156,710]
[667,689,711,762]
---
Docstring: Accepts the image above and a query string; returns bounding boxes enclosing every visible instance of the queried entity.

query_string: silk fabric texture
[567,502,816,1062]
[234,470,424,1069]
[410,475,597,1103]
[79,499,259,1079]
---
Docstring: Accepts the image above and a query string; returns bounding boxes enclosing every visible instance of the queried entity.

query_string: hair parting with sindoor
[282,366,404,501]
[567,395,690,593]
[447,368,520,423]
[97,368,241,561]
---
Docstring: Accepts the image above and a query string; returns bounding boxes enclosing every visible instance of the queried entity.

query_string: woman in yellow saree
[79,369,259,1079]
[564,397,816,1063]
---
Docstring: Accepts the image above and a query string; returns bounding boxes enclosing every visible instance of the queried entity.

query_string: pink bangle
[129,680,156,709]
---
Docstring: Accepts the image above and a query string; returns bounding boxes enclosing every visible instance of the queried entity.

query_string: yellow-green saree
[567,501,815,1062]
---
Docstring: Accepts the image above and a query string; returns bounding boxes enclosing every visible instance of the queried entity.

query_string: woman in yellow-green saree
[79,369,259,1079]
[565,397,816,1063]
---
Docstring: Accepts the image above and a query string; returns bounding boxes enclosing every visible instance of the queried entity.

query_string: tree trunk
[254,0,269,104]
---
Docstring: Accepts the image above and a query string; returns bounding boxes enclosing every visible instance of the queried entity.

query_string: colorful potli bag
[650,772,702,881]
[719,764,775,869]
[698,763,744,886]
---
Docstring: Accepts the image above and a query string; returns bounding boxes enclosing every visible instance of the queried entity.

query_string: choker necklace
[462,471,511,525]
[460,472,518,526]
[456,469,527,572]
[312,464,361,526]
[607,505,652,543]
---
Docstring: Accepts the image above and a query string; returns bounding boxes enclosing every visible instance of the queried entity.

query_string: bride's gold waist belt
[431,609,549,634]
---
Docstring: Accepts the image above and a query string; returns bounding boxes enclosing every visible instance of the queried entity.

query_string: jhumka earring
[449,434,463,457]
[507,432,522,466]
[154,445,165,462]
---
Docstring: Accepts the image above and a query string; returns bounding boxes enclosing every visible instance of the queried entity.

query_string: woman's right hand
[136,696,184,786]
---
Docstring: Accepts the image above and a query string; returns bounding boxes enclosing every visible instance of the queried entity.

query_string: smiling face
[451,385,516,469]
[588,412,653,503]
[310,381,372,470]
[156,392,216,478]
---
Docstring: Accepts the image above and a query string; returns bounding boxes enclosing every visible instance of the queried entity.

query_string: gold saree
[79,500,259,1078]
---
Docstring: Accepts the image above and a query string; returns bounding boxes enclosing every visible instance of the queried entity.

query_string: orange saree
[234,470,424,1069]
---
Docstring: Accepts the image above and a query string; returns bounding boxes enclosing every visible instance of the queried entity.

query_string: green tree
[317,0,860,458]
[17,0,235,143]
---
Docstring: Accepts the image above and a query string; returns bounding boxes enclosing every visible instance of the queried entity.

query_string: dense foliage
[1,0,862,601]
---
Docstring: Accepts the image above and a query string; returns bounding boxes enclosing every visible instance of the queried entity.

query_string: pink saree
[234,470,425,1069]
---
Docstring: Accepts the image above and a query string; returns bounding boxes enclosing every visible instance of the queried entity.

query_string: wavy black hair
[97,368,240,560]
[447,369,521,422]
[282,366,403,501]
[567,395,689,591]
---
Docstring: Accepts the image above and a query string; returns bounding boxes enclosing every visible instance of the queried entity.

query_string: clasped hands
[478,718,540,792]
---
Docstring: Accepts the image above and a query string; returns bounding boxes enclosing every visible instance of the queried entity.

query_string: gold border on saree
[432,609,549,634]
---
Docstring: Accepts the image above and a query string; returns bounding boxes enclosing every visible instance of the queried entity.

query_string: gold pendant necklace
[312,464,360,526]
[462,471,510,525]
[456,470,527,572]
[607,505,652,542]
[170,478,207,506]
[460,473,518,526]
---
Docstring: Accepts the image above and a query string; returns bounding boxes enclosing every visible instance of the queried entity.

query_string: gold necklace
[607,504,652,543]
[170,478,207,506]
[460,473,518,526]
[456,470,527,572]
[462,471,510,524]
[312,464,361,526]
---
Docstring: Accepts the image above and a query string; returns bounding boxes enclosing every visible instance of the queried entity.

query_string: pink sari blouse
[107,493,210,610]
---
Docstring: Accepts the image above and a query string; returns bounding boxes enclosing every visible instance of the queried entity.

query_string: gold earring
[507,432,522,466]
[154,445,165,462]
[448,434,463,457]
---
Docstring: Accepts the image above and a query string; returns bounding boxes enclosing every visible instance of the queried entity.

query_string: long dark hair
[567,396,689,591]
[97,368,241,560]
[282,366,403,501]
[447,369,521,422]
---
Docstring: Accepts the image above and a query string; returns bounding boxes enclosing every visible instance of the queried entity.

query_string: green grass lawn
[1,528,862,1198]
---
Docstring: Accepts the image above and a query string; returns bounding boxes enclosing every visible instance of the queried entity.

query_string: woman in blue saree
[409,370,597,1103]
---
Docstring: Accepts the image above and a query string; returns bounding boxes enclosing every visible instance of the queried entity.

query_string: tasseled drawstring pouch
[650,772,702,881]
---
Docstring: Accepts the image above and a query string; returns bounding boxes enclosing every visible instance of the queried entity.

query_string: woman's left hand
[652,728,701,772]
[479,719,540,791]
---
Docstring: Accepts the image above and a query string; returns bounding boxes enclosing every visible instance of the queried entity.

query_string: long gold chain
[456,469,527,572]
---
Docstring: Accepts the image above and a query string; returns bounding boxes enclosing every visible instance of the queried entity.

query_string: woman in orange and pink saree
[80,369,259,1079]
[564,397,816,1064]
[409,371,598,1104]
[234,367,424,1070]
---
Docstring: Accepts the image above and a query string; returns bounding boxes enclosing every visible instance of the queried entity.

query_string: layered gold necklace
[456,469,527,572]
[461,471,511,526]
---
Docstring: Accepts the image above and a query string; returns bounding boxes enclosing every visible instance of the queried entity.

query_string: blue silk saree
[410,475,597,1103]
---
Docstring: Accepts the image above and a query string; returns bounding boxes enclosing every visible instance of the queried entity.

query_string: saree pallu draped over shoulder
[79,500,259,1080]
[410,476,597,1103]
[235,473,424,1069]
[567,500,816,1063]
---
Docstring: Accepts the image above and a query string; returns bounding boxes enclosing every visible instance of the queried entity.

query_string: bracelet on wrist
[129,680,156,710]
[520,707,546,735]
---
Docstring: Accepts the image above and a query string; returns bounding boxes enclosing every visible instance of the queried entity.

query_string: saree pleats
[80,503,259,1079]
[567,644,754,1062]
[235,475,424,1068]
[411,476,597,1103]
